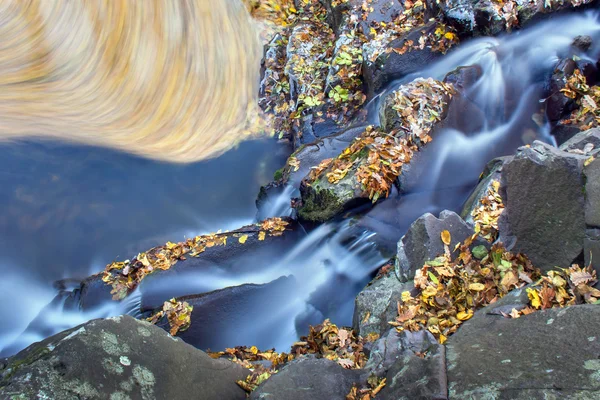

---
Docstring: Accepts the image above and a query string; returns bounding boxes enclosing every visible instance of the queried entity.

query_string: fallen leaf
[441,230,451,245]
[239,234,249,244]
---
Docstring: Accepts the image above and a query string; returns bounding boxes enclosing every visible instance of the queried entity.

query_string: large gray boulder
[353,268,415,338]
[0,316,248,400]
[250,357,365,400]
[498,141,587,272]
[396,210,475,282]
[447,304,600,399]
[367,329,447,400]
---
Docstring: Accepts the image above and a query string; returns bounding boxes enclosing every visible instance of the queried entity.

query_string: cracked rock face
[0,316,248,400]
[446,304,600,399]
[498,141,587,273]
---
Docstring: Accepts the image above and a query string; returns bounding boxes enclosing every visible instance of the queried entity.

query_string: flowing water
[0,4,599,356]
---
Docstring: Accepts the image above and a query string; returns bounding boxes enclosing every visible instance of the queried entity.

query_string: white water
[2,11,600,356]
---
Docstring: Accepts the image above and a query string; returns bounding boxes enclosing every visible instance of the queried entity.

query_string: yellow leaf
[401,291,412,302]
[585,156,595,167]
[441,230,451,245]
[439,334,447,344]
[457,310,473,321]
[250,345,258,355]
[527,288,541,309]
[238,235,248,244]
[469,283,485,291]
[258,231,266,241]
[444,32,457,41]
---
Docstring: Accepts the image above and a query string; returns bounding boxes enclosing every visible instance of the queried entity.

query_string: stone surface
[363,21,447,97]
[367,329,447,400]
[545,58,577,122]
[447,304,600,399]
[498,141,586,272]
[460,156,511,226]
[559,128,600,153]
[353,269,415,338]
[396,210,475,282]
[151,276,298,351]
[585,157,600,228]
[440,0,597,37]
[0,316,248,400]
[584,228,600,286]
[250,356,365,400]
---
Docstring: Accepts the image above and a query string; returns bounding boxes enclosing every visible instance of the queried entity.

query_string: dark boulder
[363,21,451,96]
[395,211,476,282]
[545,58,577,123]
[559,127,600,153]
[498,141,586,272]
[440,0,598,37]
[150,276,298,351]
[250,356,365,400]
[447,304,600,399]
[366,329,447,400]
[0,316,248,400]
[353,268,415,338]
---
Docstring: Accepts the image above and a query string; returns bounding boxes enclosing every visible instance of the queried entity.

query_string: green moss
[298,186,344,222]
[273,167,284,181]
[1,346,51,386]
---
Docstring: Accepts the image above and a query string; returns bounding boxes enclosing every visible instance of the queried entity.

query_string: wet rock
[363,21,448,96]
[366,329,447,400]
[0,316,248,400]
[460,156,511,225]
[559,127,600,153]
[545,58,577,123]
[498,141,586,272]
[250,356,365,400]
[297,78,455,222]
[149,276,298,351]
[353,268,415,338]
[572,35,593,52]
[440,0,597,37]
[446,304,600,399]
[438,0,508,36]
[395,211,475,282]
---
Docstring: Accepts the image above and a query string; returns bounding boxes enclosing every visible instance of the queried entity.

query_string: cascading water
[1,11,600,357]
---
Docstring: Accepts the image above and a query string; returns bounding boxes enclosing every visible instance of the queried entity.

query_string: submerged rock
[396,211,475,282]
[249,356,365,400]
[148,276,297,351]
[498,141,586,272]
[0,316,248,400]
[446,304,600,399]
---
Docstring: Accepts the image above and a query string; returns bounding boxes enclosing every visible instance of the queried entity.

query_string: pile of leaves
[324,14,368,124]
[102,218,290,300]
[471,180,504,242]
[346,375,387,400]
[391,231,540,343]
[517,264,600,317]
[561,69,600,131]
[305,78,453,202]
[147,298,194,336]
[208,319,375,393]
[363,1,459,63]
[243,0,298,28]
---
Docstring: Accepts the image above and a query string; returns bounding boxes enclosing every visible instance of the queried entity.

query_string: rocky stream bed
[2,0,600,399]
